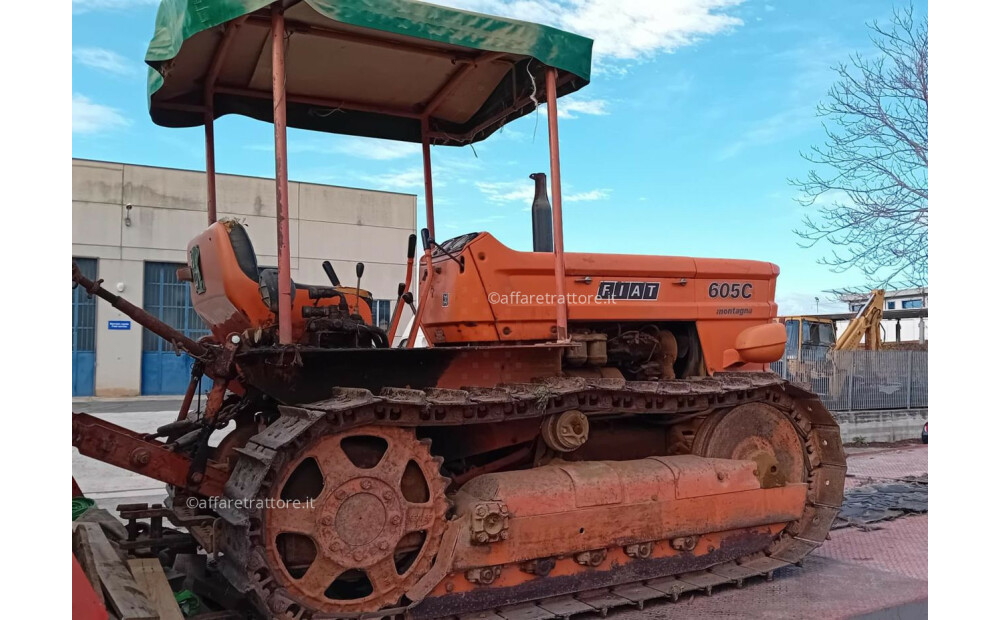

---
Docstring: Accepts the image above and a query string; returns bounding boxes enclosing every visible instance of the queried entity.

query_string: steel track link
[214,373,846,619]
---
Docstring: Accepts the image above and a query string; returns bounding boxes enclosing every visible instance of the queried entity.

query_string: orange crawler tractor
[71,1,845,618]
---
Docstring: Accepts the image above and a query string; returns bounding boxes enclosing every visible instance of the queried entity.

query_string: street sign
[108,320,132,330]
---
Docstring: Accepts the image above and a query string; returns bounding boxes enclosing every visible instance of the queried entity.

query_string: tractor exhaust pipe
[529,172,553,252]
[72,262,210,359]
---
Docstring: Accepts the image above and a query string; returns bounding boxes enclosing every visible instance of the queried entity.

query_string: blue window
[887,301,896,309]
[901,299,923,309]
[373,299,391,331]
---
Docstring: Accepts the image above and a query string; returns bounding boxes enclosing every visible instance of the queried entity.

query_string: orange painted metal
[545,67,569,342]
[418,233,782,371]
[71,413,227,497]
[406,253,434,348]
[387,236,417,342]
[203,15,248,224]
[722,322,788,367]
[438,454,804,586]
[186,222,372,343]
[271,5,293,344]
[421,117,436,238]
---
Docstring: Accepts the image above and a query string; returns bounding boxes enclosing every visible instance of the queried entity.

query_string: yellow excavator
[832,289,885,350]
[778,290,885,397]
[780,289,886,365]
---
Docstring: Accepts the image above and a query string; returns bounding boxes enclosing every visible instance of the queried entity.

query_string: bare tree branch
[791,5,928,289]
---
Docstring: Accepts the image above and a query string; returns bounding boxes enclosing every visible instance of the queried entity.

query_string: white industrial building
[72,158,416,397]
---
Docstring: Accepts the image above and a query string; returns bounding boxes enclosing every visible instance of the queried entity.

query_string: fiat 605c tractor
[72,1,845,618]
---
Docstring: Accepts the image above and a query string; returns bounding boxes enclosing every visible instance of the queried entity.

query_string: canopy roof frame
[148,0,591,345]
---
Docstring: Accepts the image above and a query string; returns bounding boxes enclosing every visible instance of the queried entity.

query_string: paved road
[73,397,186,414]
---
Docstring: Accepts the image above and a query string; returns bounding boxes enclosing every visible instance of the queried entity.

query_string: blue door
[72,258,97,397]
[141,262,211,395]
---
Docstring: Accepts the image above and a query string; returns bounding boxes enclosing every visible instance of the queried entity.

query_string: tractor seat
[259,268,309,313]
[226,222,309,311]
[224,220,372,314]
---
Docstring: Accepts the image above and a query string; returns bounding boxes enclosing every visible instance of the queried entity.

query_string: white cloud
[361,168,427,191]
[445,1,745,69]
[73,94,130,134]
[776,291,843,315]
[250,137,419,161]
[475,180,536,205]
[565,188,610,202]
[475,180,609,205]
[556,98,610,119]
[333,137,420,160]
[535,96,610,119]
[73,47,135,76]
[73,0,158,13]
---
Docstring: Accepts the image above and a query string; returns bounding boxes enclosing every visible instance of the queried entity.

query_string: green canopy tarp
[146,0,593,146]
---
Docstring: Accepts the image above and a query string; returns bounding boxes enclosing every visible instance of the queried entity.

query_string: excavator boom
[833,289,885,350]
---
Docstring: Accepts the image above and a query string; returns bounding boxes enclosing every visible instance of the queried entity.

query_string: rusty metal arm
[72,413,227,498]
[72,262,210,359]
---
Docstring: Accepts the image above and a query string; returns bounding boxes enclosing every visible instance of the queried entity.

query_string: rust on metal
[545,67,569,342]
[72,413,226,497]
[260,427,449,614]
[271,4,293,344]
[203,15,249,223]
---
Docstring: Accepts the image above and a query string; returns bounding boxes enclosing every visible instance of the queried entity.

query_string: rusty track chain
[214,373,846,619]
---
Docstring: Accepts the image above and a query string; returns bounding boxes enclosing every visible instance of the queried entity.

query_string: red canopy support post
[271,4,293,344]
[545,67,569,342]
[407,116,436,348]
[421,116,435,238]
[202,16,247,225]
[204,114,217,224]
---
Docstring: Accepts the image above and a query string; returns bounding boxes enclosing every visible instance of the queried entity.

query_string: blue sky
[71,0,927,314]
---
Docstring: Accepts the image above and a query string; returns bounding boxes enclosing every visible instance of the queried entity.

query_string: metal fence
[770,350,927,412]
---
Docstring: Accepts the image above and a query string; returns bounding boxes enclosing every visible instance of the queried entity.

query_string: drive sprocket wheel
[692,402,806,488]
[261,427,448,615]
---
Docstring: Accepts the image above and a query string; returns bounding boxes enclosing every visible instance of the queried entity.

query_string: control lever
[354,262,365,315]
[322,260,341,287]
[402,291,415,314]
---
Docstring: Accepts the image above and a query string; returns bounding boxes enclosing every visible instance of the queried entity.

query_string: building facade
[838,287,928,343]
[72,159,416,397]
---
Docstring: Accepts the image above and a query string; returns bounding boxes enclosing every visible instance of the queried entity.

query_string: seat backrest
[186,221,271,340]
[186,220,376,342]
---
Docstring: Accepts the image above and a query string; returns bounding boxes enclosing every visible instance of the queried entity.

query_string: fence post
[906,350,913,409]
[847,352,855,412]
